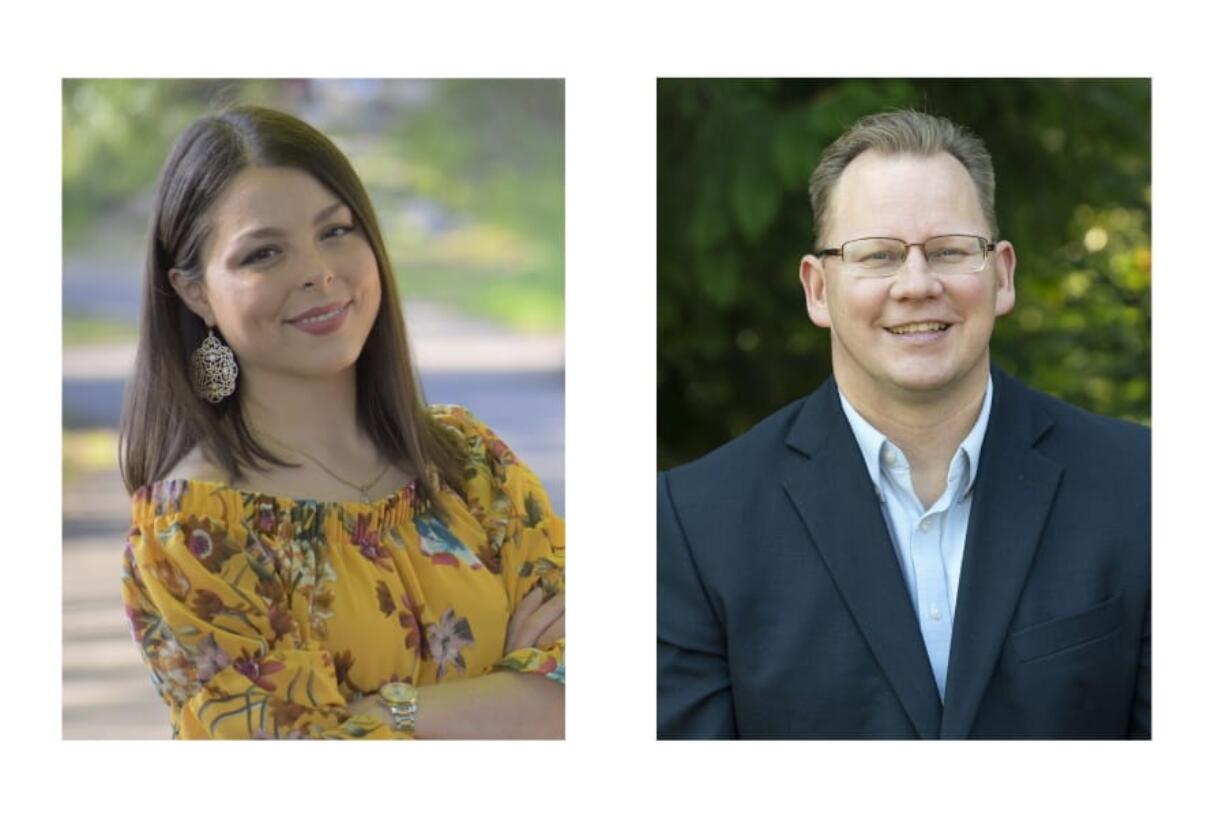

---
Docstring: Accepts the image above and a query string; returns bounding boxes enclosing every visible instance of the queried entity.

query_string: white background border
[6,0,1222,812]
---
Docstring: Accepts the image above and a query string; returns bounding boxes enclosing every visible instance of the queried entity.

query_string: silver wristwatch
[378,681,419,735]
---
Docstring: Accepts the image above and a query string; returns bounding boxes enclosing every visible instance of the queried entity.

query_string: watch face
[380,682,415,704]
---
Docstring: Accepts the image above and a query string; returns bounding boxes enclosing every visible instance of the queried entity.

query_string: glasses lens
[924,235,986,274]
[842,238,906,276]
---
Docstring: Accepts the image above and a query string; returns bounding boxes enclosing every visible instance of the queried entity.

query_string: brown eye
[242,246,280,265]
[322,224,355,240]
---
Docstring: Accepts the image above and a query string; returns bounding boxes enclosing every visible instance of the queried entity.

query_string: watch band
[379,682,419,735]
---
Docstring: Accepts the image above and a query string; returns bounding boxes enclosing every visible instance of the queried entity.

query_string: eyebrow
[232,201,350,242]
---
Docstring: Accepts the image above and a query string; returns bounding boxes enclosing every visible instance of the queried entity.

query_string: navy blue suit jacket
[657,369,1150,739]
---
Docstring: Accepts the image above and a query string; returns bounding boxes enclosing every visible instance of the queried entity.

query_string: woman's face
[173,165,382,387]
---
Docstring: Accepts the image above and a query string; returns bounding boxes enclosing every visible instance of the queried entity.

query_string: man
[657,110,1150,739]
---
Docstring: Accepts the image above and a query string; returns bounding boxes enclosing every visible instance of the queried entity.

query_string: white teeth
[887,321,949,335]
[296,305,345,324]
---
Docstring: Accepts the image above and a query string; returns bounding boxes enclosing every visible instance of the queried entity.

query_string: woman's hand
[339,587,565,739]
[505,586,564,653]
[346,694,395,728]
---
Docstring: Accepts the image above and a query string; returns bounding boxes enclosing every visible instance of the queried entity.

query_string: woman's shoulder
[428,404,519,469]
[130,446,233,524]
[160,444,229,484]
[427,405,558,532]
[429,403,483,435]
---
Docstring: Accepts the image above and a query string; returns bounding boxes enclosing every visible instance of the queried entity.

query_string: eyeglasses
[816,234,996,278]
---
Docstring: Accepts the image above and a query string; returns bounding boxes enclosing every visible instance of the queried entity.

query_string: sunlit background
[657,78,1150,470]
[62,78,564,737]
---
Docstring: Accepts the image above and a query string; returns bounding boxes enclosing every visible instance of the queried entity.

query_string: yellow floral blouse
[121,405,564,739]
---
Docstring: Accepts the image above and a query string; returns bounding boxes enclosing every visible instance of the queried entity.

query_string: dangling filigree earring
[191,327,238,403]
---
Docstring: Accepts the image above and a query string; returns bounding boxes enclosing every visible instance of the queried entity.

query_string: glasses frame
[815,234,997,276]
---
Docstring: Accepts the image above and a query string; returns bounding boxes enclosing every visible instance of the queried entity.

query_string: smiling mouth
[288,301,350,325]
[885,321,951,335]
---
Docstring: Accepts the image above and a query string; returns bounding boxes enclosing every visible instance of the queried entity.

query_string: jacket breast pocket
[1009,594,1123,665]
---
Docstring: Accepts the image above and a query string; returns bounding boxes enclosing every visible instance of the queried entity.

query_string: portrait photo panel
[657,78,1151,740]
[63,78,564,740]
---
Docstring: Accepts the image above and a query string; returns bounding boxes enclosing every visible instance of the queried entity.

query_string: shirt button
[883,449,897,466]
[929,604,943,621]
[919,518,932,532]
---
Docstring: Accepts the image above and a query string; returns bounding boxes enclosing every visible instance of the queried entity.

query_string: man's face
[799,150,1015,406]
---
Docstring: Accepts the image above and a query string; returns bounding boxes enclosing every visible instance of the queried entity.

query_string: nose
[889,244,943,300]
[299,246,336,290]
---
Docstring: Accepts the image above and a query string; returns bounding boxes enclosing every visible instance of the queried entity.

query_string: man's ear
[799,254,833,328]
[991,240,1017,317]
[168,268,215,326]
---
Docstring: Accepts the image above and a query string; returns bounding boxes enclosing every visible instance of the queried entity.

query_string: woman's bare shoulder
[161,445,228,484]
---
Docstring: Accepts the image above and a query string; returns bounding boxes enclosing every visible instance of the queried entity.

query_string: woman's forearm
[350,672,564,739]
[417,671,563,739]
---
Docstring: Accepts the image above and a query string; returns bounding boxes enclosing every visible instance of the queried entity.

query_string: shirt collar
[959,374,993,500]
[838,390,890,498]
[836,374,994,503]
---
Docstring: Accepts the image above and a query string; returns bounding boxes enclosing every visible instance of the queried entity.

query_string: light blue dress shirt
[836,375,993,702]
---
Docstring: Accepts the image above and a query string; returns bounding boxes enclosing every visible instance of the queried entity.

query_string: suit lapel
[780,380,943,739]
[940,369,1063,738]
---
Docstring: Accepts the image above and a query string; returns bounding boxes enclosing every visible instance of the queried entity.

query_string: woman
[119,105,564,739]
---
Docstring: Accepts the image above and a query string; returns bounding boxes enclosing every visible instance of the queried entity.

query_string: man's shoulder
[997,370,1150,468]
[1008,373,1147,437]
[662,391,814,503]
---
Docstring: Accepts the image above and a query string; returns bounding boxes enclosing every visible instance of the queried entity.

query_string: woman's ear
[168,268,215,326]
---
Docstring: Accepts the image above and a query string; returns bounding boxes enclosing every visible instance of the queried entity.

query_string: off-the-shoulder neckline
[140,477,428,512]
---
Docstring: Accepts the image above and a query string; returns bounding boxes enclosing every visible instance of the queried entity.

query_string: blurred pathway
[62,300,564,739]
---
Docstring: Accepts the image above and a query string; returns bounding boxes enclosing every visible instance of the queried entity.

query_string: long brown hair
[119,105,465,507]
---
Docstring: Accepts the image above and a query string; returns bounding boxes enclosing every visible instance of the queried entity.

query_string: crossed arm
[349,587,565,739]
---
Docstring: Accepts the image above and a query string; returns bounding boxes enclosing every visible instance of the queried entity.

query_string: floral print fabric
[121,406,564,739]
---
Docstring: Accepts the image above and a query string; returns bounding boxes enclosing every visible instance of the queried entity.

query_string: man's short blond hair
[808,109,997,246]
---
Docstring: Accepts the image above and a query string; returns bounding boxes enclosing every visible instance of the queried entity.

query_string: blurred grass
[397,265,563,332]
[64,315,138,347]
[63,428,119,485]
[389,220,563,332]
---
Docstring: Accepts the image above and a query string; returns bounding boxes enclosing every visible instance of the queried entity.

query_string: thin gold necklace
[260,432,392,504]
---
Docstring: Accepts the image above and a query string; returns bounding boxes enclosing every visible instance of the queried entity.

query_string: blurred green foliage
[381,81,564,330]
[62,80,282,247]
[658,79,1150,469]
